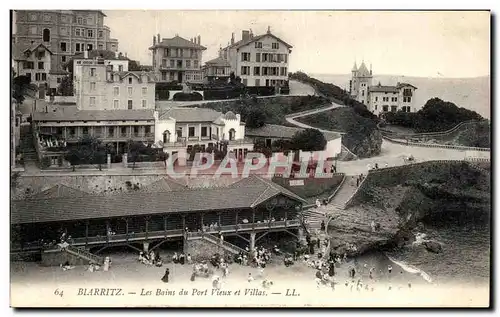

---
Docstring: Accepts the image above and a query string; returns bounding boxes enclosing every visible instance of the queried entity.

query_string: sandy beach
[10,250,489,307]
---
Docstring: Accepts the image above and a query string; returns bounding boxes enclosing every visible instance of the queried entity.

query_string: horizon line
[293,72,490,80]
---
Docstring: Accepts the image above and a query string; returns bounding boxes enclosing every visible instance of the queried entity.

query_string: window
[142,87,147,95]
[170,60,175,68]
[90,68,96,76]
[89,97,96,107]
[177,60,182,68]
[128,77,132,84]
[255,79,260,86]
[256,53,261,62]
[60,42,67,52]
[30,26,37,34]
[280,67,287,76]
[241,66,250,75]
[186,60,191,68]
[87,44,93,51]
[98,44,103,50]
[29,13,37,21]
[113,100,119,109]
[128,100,133,109]
[255,42,262,48]
[108,127,114,137]
[142,100,147,108]
[403,97,412,103]
[69,127,76,136]
[117,65,123,72]
[391,106,397,112]
[41,73,47,81]
[375,96,378,102]
[194,60,199,68]
[383,105,389,112]
[23,62,34,69]
[201,127,208,137]
[243,79,248,86]
[188,127,195,137]
[145,126,151,134]
[60,27,67,35]
[362,90,364,96]
[241,52,251,62]
[272,42,279,49]
[35,73,41,81]
[75,43,81,52]
[128,87,133,95]
[38,62,44,70]
[43,29,50,42]
[75,28,81,37]
[61,15,67,23]
[375,105,378,110]
[77,17,83,24]
[87,30,93,38]
[90,82,96,91]
[57,78,62,84]
[254,67,260,76]
[87,16,94,25]
[43,14,51,21]
[262,53,269,62]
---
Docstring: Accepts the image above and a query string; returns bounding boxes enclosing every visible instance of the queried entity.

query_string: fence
[379,120,485,138]
[383,136,491,152]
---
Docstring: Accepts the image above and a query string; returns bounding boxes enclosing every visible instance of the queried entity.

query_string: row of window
[111,86,149,96]
[75,28,103,39]
[241,79,287,87]
[64,125,152,138]
[403,97,412,102]
[254,42,280,49]
[22,61,45,70]
[163,48,199,58]
[160,71,202,82]
[29,26,103,40]
[88,97,148,109]
[241,52,288,63]
[161,59,200,69]
[28,13,96,25]
[22,72,46,82]
[375,96,398,102]
[374,105,413,112]
[241,66,288,76]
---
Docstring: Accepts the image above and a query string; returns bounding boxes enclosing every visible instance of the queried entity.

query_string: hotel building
[220,27,292,87]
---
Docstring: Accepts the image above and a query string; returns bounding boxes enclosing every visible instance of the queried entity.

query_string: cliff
[328,161,490,256]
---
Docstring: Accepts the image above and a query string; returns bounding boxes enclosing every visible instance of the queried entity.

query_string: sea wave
[385,253,433,283]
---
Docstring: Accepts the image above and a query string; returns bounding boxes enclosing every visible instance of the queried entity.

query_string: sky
[102,10,490,78]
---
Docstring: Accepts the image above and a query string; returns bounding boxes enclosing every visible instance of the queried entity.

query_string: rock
[422,241,442,253]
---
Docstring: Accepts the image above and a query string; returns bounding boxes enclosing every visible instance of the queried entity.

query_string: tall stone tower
[350,60,373,105]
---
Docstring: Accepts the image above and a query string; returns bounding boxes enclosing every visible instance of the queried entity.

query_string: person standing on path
[161,268,170,283]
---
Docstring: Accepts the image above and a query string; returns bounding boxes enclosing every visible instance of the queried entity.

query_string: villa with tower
[349,61,418,116]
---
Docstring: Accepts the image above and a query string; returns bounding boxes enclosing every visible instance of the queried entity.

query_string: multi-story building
[154,107,254,161]
[73,56,156,111]
[350,61,418,116]
[12,42,58,96]
[220,27,292,87]
[202,54,231,84]
[149,34,206,84]
[13,10,119,72]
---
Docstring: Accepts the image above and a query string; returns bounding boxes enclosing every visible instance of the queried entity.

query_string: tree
[64,136,107,170]
[128,60,141,71]
[290,128,327,152]
[128,140,145,169]
[57,76,74,96]
[40,157,52,169]
[245,110,266,128]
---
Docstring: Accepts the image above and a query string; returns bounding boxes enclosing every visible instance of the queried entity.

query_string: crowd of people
[38,135,66,149]
[139,250,164,267]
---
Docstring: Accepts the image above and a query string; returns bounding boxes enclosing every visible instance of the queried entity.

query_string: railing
[340,144,359,160]
[383,136,491,152]
[227,138,255,146]
[378,120,486,138]
[327,174,347,203]
[188,136,200,141]
[64,244,104,264]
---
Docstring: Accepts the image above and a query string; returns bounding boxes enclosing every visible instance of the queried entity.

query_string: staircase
[187,232,248,256]
[64,245,104,265]
[19,124,38,171]
[337,144,358,161]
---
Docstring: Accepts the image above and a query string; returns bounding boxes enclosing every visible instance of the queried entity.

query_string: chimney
[267,26,271,34]
[153,36,156,45]
[197,35,201,45]
[219,46,222,57]
[84,50,88,59]
[157,34,160,43]
[250,29,253,38]
[231,33,235,45]
[242,30,250,41]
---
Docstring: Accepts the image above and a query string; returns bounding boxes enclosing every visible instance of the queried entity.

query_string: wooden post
[218,212,222,228]
[182,215,186,230]
[252,209,255,230]
[284,210,288,227]
[164,215,167,237]
[145,216,149,240]
[105,220,110,244]
[200,213,204,231]
[85,220,89,247]
[235,210,239,231]
[125,218,129,242]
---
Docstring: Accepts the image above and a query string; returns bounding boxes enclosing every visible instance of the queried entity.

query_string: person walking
[161,268,170,283]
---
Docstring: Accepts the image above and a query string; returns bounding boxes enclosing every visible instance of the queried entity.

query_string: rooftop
[204,56,231,67]
[245,124,342,141]
[159,107,223,123]
[369,85,400,93]
[224,31,293,50]
[32,109,155,122]
[12,42,52,61]
[11,175,306,224]
[150,35,207,50]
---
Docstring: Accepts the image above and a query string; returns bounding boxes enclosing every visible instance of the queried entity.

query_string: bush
[40,156,52,169]
[290,128,327,152]
[173,92,203,101]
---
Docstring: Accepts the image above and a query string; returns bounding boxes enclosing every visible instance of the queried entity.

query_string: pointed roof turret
[358,61,370,77]
[352,61,358,72]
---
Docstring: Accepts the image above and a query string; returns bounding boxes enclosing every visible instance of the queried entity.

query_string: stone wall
[184,238,231,262]
[41,249,90,267]
[272,173,344,199]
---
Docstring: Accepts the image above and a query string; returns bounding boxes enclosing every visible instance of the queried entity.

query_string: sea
[310,73,491,119]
